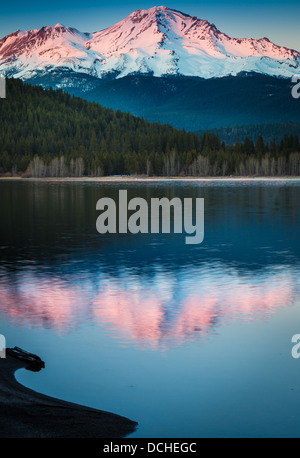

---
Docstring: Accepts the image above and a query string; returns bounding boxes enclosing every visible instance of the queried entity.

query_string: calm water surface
[0,179,300,438]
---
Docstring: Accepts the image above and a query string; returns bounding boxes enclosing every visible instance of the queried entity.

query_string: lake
[0,178,300,438]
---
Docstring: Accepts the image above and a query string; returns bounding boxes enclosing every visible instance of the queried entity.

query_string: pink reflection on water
[0,276,89,332]
[0,266,297,348]
[93,287,164,349]
[93,270,296,348]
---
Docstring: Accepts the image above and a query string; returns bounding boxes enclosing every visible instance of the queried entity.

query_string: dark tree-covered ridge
[0,78,299,177]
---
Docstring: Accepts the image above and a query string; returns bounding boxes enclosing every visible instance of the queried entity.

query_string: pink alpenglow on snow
[0,6,299,81]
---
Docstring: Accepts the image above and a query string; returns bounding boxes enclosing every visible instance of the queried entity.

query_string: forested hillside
[81,74,300,132]
[0,78,300,177]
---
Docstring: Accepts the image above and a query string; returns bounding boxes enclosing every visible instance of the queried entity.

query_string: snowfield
[0,5,299,81]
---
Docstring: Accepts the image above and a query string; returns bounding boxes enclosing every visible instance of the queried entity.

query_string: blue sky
[1,1,299,51]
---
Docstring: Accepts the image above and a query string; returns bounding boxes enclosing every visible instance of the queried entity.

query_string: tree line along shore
[1,78,300,178]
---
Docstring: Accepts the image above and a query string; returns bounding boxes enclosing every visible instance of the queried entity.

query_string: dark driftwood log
[0,350,138,438]
[7,347,45,372]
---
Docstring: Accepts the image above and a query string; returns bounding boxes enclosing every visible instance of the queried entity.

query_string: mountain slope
[0,6,299,83]
[72,74,300,132]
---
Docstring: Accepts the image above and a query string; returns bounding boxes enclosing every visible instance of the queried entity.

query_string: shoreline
[0,176,300,182]
[0,353,137,438]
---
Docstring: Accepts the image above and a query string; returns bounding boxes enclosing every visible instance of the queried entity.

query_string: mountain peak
[150,5,178,14]
[133,5,170,14]
[53,23,66,29]
[148,5,191,15]
[148,5,168,11]
[0,5,299,82]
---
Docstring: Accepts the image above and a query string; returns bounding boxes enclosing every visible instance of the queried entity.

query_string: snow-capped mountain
[0,5,299,84]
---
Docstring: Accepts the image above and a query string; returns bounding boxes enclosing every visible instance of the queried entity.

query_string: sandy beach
[0,352,137,438]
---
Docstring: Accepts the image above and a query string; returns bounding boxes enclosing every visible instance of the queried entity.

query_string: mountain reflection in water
[0,180,299,350]
[0,261,297,350]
